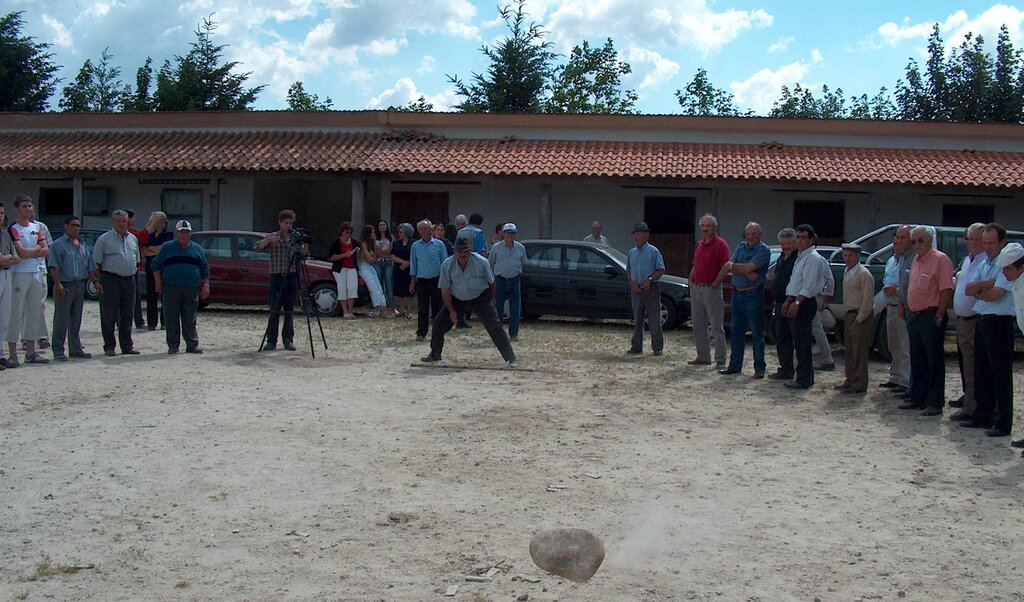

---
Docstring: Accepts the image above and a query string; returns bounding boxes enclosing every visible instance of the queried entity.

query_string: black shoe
[283,342,296,351]
[949,411,973,422]
[959,420,992,429]
[985,428,1011,437]
[897,402,925,410]
[167,349,179,354]
[186,347,204,354]
[688,358,712,366]
[949,396,965,408]
[1010,439,1024,449]
[815,362,835,371]
[415,335,425,342]
[626,349,642,356]
[719,368,741,375]
[753,372,765,379]
[920,407,943,417]
[879,381,901,389]
[420,354,441,363]
[768,372,792,380]
[652,350,663,357]
[784,381,810,389]
[263,343,277,351]
[456,322,471,329]
[892,385,908,393]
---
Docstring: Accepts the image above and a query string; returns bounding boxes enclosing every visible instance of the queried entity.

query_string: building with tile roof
[1,111,1022,274]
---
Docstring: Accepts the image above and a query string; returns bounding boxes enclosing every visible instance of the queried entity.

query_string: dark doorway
[392,191,449,230]
[644,196,695,276]
[794,200,845,245]
[942,203,994,227]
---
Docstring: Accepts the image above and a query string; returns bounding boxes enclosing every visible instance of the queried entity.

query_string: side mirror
[603,265,617,276]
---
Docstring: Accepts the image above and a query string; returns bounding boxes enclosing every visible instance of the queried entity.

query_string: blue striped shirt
[151,240,210,287]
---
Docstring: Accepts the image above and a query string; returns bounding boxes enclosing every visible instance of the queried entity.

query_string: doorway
[392,191,449,229]
[644,196,696,276]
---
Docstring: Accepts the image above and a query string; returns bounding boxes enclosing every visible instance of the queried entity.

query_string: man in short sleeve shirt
[688,213,730,367]
[626,222,666,357]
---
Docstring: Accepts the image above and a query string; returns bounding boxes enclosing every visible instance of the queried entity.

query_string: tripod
[259,249,328,358]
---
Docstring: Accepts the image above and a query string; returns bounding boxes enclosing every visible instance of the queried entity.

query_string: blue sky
[10,0,1024,114]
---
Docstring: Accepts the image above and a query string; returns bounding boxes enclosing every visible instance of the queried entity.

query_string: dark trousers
[133,273,145,327]
[791,297,817,386]
[146,269,164,328]
[629,282,663,353]
[728,288,766,374]
[907,308,946,409]
[494,275,522,337]
[973,315,1014,431]
[430,290,516,362]
[415,276,442,337]
[99,272,136,352]
[773,302,795,379]
[267,273,297,345]
[51,279,86,356]
[163,285,200,352]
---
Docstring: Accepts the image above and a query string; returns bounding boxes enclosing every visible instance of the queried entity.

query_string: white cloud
[730,60,810,114]
[811,48,823,65]
[868,5,1024,50]
[366,77,458,111]
[547,0,772,55]
[326,0,477,50]
[768,35,794,53]
[625,47,680,90]
[417,55,437,74]
[42,15,73,49]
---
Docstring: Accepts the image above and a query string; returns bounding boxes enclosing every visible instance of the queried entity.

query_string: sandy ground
[2,300,1023,602]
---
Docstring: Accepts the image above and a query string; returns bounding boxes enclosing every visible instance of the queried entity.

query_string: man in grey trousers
[626,222,666,356]
[48,216,97,360]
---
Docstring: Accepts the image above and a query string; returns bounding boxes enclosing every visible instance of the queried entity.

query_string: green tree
[895,60,930,120]
[849,88,896,120]
[546,39,636,114]
[946,32,993,122]
[674,68,740,116]
[59,48,126,112]
[924,24,950,120]
[123,57,155,112]
[0,11,60,111]
[447,0,555,112]
[154,16,264,111]
[286,81,332,111]
[988,25,1020,122]
[396,95,434,112]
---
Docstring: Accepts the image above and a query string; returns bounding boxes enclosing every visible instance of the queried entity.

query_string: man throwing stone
[421,237,518,368]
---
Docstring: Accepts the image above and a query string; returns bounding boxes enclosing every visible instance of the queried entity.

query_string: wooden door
[392,191,449,228]
[644,196,696,277]
[650,233,694,277]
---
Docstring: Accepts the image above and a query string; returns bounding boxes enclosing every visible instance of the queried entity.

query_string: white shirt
[1013,276,1024,333]
[953,253,983,317]
[786,246,830,300]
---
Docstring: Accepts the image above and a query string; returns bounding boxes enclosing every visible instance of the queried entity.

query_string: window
[197,234,233,259]
[83,187,110,217]
[793,200,844,243]
[526,245,561,270]
[237,236,268,261]
[162,189,203,230]
[566,248,613,274]
[942,203,993,227]
[644,196,695,234]
[38,187,73,216]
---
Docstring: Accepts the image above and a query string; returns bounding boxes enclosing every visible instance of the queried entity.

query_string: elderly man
[949,223,986,422]
[489,222,527,340]
[769,228,798,380]
[836,243,875,394]
[899,225,954,416]
[960,224,1015,437]
[688,213,730,367]
[584,221,610,246]
[48,216,98,361]
[125,209,148,329]
[626,222,667,356]
[811,265,837,371]
[995,243,1024,450]
[782,224,829,389]
[719,222,770,377]
[0,202,21,370]
[6,195,50,366]
[421,237,518,367]
[152,220,210,354]
[880,225,915,391]
[411,219,448,342]
[141,211,173,330]
[93,209,142,356]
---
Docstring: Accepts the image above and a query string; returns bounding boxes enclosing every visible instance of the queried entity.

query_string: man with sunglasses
[900,226,953,416]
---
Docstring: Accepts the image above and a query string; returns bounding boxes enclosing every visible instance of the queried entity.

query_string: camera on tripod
[290,226,313,248]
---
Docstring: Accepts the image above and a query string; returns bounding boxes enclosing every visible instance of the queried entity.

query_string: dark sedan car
[520,239,689,329]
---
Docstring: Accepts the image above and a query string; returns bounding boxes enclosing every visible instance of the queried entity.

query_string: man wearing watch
[781,224,829,389]
[626,222,666,357]
[151,220,210,354]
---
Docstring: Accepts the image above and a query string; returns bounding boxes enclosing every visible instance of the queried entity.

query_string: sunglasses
[912,237,928,244]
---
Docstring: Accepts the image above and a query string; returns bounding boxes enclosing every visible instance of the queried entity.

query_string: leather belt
[909,306,938,315]
[102,271,134,280]
[692,282,713,287]
[734,285,763,293]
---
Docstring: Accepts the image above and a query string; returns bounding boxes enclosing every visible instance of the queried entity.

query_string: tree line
[3,5,1024,123]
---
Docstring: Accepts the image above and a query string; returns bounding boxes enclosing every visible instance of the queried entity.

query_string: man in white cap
[996,241,1024,450]
[151,220,210,354]
[488,222,527,341]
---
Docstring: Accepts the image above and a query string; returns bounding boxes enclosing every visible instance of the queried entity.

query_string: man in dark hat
[626,222,666,356]
[421,237,518,367]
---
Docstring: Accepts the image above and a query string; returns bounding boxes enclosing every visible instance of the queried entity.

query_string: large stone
[529,528,605,583]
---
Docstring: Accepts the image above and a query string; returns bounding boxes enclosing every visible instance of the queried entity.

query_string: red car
[191,230,348,316]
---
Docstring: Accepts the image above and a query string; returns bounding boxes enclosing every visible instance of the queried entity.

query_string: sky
[9,0,1024,114]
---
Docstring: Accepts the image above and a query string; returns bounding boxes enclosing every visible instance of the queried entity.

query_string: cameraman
[255,209,308,351]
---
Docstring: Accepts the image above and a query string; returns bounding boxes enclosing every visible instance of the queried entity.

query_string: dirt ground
[2,300,1023,602]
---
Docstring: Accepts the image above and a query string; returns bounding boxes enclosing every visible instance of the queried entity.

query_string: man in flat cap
[996,242,1024,451]
[421,236,518,367]
[836,243,875,393]
[626,222,666,356]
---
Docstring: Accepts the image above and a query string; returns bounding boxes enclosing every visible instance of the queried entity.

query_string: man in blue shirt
[48,216,98,361]
[488,223,527,340]
[719,222,771,378]
[626,222,666,356]
[151,220,210,354]
[410,219,449,342]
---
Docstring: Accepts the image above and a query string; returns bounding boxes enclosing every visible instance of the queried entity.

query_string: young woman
[374,220,395,313]
[327,222,358,319]
[391,223,415,318]
[357,225,388,317]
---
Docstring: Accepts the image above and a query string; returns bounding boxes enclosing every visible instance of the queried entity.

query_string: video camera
[290,226,313,246]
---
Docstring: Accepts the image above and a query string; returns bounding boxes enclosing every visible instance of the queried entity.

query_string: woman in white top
[357,225,388,317]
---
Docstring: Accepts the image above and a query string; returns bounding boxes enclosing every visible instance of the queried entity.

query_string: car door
[563,246,630,319]
[193,233,242,303]
[522,243,564,315]
[234,234,271,303]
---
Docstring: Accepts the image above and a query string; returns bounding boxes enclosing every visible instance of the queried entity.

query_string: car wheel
[85,279,101,301]
[659,296,677,330]
[311,282,340,316]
